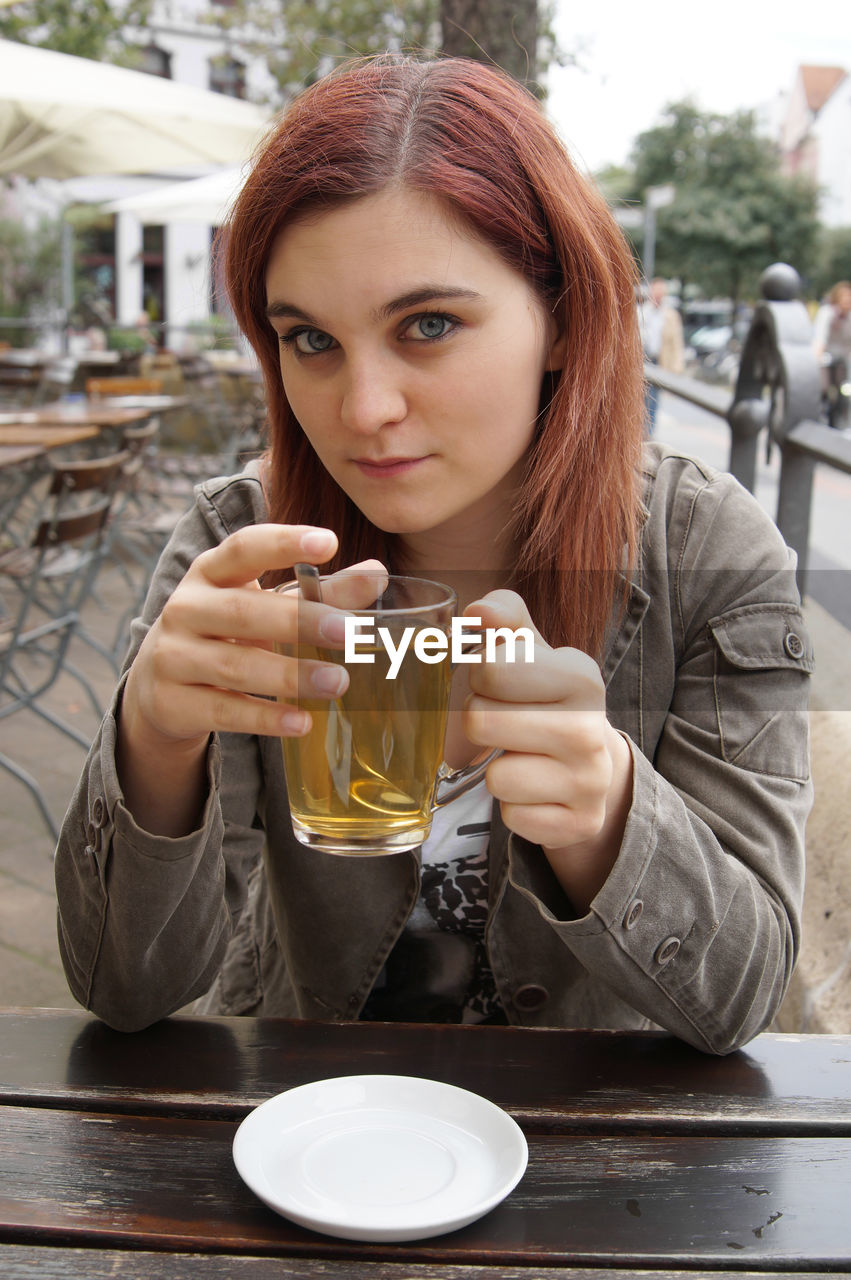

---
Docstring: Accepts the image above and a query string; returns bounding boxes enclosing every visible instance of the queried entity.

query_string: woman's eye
[283,328,335,355]
[403,313,455,342]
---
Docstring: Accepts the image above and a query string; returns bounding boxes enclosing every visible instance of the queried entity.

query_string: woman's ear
[545,325,567,372]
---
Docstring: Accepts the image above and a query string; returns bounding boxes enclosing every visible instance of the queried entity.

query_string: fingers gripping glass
[276,572,499,855]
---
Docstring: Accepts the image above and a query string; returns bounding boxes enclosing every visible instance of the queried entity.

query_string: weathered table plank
[1,1249,842,1280]
[3,1250,842,1279]
[1,1011,848,1135]
[0,1105,848,1267]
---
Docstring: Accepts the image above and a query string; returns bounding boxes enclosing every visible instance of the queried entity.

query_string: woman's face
[264,187,562,563]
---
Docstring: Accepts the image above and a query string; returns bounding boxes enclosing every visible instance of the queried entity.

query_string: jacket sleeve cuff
[89,675,222,862]
[506,734,659,937]
[504,737,786,1053]
[54,677,227,1028]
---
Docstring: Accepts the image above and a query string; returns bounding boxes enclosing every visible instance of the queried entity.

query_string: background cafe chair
[81,421,188,672]
[72,414,205,676]
[85,376,164,398]
[0,448,49,553]
[92,363,265,487]
[0,449,129,842]
[86,371,202,488]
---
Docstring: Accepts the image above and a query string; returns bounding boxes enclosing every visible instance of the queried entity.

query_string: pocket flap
[709,606,814,673]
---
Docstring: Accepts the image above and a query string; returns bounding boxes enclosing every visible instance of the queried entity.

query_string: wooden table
[0,424,100,450]
[0,1010,848,1277]
[0,395,189,432]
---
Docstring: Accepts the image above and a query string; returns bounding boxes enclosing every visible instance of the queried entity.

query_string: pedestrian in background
[638,277,685,435]
[813,281,851,428]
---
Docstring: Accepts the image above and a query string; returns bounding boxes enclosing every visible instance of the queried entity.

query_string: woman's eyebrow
[264,286,482,324]
[265,300,314,322]
[374,286,482,321]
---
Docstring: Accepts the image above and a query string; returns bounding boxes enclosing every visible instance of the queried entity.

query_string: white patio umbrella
[0,38,271,179]
[105,166,246,226]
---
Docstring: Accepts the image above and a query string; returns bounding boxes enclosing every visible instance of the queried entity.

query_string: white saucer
[232,1074,528,1241]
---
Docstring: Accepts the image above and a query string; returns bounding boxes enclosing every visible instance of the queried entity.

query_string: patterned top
[360,781,506,1023]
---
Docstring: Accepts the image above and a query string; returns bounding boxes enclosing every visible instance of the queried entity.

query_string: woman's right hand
[116,523,384,835]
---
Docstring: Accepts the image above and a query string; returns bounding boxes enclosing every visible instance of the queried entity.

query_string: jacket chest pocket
[709,605,813,781]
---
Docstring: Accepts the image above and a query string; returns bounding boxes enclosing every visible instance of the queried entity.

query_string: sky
[545,0,851,172]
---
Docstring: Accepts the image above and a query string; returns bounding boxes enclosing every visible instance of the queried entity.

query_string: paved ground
[0,565,130,1009]
[1,404,849,1032]
[778,603,851,1034]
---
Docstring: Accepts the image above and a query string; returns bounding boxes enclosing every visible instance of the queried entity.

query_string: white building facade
[78,0,278,347]
[780,65,851,229]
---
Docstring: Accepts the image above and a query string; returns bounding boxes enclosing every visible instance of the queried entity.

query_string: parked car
[688,323,733,359]
[686,310,753,384]
[681,301,734,347]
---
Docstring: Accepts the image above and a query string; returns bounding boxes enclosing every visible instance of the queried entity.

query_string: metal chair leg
[0,749,60,843]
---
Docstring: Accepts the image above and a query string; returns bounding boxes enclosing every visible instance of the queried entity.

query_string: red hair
[222,55,644,657]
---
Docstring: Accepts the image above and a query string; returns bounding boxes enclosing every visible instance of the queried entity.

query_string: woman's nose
[339,357,407,433]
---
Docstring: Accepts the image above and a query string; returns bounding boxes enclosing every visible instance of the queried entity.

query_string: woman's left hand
[464,591,633,912]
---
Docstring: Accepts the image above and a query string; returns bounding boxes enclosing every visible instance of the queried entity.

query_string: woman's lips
[353,456,428,478]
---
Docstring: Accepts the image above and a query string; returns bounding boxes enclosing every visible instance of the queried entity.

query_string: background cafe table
[0,394,189,432]
[0,424,100,451]
[0,1011,849,1277]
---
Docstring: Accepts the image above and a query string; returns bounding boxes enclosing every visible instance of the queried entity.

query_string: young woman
[55,56,812,1051]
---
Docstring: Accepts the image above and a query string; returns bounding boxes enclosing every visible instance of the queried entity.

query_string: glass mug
[276,574,497,855]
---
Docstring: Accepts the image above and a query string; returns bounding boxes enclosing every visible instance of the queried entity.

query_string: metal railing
[646,264,851,595]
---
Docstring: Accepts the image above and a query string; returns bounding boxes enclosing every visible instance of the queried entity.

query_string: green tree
[216,0,562,102]
[212,0,440,102]
[810,226,851,299]
[0,0,152,64]
[0,214,62,342]
[593,164,636,207]
[618,101,820,303]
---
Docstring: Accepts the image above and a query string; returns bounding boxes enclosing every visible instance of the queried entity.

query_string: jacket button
[784,632,804,659]
[623,899,643,930]
[513,983,549,1011]
[655,937,681,965]
[91,796,106,828]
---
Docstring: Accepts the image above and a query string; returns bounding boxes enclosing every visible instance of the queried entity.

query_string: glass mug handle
[433,636,502,808]
[434,748,501,808]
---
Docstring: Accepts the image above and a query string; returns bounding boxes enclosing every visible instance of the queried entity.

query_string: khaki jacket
[55,445,813,1053]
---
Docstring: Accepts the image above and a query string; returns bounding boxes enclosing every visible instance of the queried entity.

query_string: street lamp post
[642,183,675,281]
[612,184,675,283]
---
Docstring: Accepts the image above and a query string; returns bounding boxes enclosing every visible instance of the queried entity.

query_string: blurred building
[62,0,277,349]
[780,64,851,227]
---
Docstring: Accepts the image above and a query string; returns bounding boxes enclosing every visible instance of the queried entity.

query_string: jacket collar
[601,575,651,686]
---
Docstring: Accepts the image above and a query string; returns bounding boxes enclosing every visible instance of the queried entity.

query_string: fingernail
[280,709,309,736]
[319,611,348,643]
[311,665,348,695]
[300,529,334,555]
